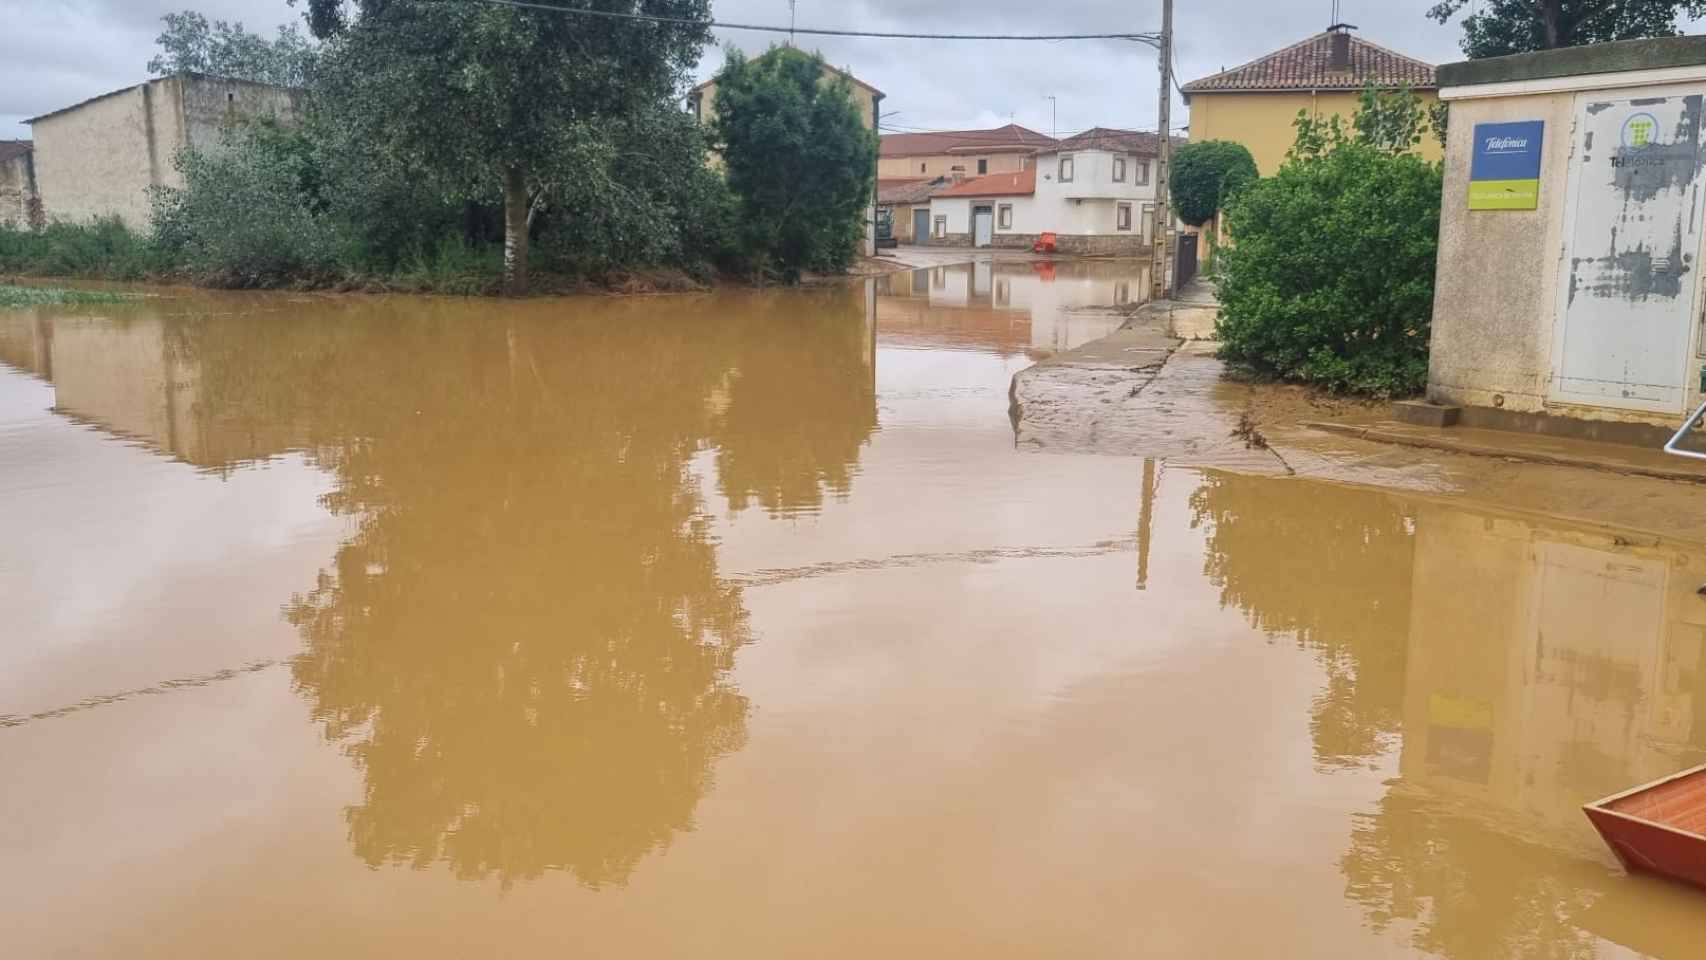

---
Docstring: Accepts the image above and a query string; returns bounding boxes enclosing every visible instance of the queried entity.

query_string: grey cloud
[7,0,1691,143]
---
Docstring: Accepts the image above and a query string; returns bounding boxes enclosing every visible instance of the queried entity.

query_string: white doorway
[1551,89,1706,414]
[973,207,993,248]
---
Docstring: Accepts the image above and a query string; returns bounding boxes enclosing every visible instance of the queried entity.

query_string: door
[973,207,993,248]
[1553,90,1706,413]
[913,209,929,244]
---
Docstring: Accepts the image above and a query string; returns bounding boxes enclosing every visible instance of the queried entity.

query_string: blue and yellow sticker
[1469,121,1545,211]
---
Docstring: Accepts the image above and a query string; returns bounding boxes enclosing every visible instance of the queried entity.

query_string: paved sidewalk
[1008,288,1706,544]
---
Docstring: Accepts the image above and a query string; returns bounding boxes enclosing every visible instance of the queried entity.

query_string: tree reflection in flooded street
[3,267,1705,957]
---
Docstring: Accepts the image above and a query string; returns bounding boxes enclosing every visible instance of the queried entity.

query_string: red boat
[1584,763,1706,892]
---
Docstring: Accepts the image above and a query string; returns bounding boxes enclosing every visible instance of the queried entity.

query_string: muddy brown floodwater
[3,260,1704,958]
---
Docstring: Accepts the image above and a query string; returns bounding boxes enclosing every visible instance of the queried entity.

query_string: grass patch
[0,284,130,308]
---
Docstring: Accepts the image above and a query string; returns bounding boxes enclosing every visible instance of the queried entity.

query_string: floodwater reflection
[6,268,1706,956]
[1193,473,1706,956]
[875,259,1148,355]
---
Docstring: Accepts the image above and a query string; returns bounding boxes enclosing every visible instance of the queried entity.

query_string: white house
[924,127,1170,255]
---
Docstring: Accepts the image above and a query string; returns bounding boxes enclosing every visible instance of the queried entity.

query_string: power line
[474,0,1161,42]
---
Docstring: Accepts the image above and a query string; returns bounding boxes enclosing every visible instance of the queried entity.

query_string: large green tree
[302,0,710,293]
[1170,140,1257,228]
[1427,0,1706,58]
[148,10,317,86]
[711,46,876,280]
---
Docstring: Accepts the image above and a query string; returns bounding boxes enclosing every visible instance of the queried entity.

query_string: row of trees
[10,3,878,294]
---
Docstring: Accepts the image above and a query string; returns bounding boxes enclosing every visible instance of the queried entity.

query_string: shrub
[0,218,171,280]
[1171,141,1258,228]
[151,124,354,287]
[1215,94,1443,398]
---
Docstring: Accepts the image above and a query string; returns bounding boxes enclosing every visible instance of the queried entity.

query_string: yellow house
[1182,25,1440,175]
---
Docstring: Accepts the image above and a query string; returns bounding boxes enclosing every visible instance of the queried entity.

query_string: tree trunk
[503,165,529,296]
[1540,0,1565,49]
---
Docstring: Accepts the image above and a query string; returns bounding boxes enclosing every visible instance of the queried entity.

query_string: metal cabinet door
[1553,91,1706,414]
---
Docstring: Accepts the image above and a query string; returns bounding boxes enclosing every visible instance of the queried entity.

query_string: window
[933,216,947,239]
[1136,160,1151,186]
[998,204,1013,230]
[920,162,927,173]
[1117,202,1133,232]
[1113,157,1127,182]
[1058,155,1074,183]
[977,158,988,175]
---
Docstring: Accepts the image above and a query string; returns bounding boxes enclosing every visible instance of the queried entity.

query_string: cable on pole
[474,0,1162,43]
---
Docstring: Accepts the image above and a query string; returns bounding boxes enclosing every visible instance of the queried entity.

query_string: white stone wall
[30,75,299,229]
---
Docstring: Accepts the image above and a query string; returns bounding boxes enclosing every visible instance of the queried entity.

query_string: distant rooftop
[1182,29,1437,96]
[934,169,1037,198]
[1051,127,1180,155]
[881,123,1056,158]
[0,140,31,164]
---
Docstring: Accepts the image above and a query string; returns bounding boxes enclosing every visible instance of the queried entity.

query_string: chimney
[1328,23,1356,72]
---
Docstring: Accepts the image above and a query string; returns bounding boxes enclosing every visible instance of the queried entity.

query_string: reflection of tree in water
[1188,473,1415,769]
[272,312,754,888]
[709,288,877,516]
[89,286,875,886]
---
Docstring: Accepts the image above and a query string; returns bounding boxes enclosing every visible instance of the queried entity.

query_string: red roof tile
[933,169,1037,198]
[880,123,1056,158]
[1182,30,1436,95]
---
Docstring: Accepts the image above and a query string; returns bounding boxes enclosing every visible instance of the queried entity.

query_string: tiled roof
[1181,31,1437,95]
[877,178,946,204]
[1050,127,1183,156]
[881,123,1056,158]
[0,140,31,163]
[933,169,1037,198]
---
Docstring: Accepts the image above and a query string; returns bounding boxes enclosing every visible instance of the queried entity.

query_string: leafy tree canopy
[1170,141,1257,228]
[302,0,712,292]
[1427,0,1706,58]
[147,10,317,86]
[711,46,877,279]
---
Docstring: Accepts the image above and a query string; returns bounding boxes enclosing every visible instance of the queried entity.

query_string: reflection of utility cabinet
[1403,505,1706,838]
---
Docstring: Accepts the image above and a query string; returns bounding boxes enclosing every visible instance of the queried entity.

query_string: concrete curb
[1303,421,1706,486]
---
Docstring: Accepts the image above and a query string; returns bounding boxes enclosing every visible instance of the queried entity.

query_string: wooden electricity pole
[1150,0,1173,301]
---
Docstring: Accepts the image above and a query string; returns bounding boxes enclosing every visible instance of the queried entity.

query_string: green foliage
[147,10,317,85]
[306,0,712,291]
[0,284,129,308]
[150,123,354,287]
[1170,141,1258,228]
[1427,0,1706,58]
[533,107,738,277]
[0,218,172,281]
[711,46,877,280]
[1217,94,1444,397]
[1351,85,1446,154]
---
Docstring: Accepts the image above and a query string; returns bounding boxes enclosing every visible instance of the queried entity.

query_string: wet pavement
[4,260,1706,958]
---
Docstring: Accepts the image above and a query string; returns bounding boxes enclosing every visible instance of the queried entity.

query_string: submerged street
[3,261,1705,957]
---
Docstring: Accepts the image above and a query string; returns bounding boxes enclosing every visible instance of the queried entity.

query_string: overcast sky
[0,1,1678,142]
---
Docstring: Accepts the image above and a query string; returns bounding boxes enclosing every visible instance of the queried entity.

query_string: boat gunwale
[1583,762,1706,842]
